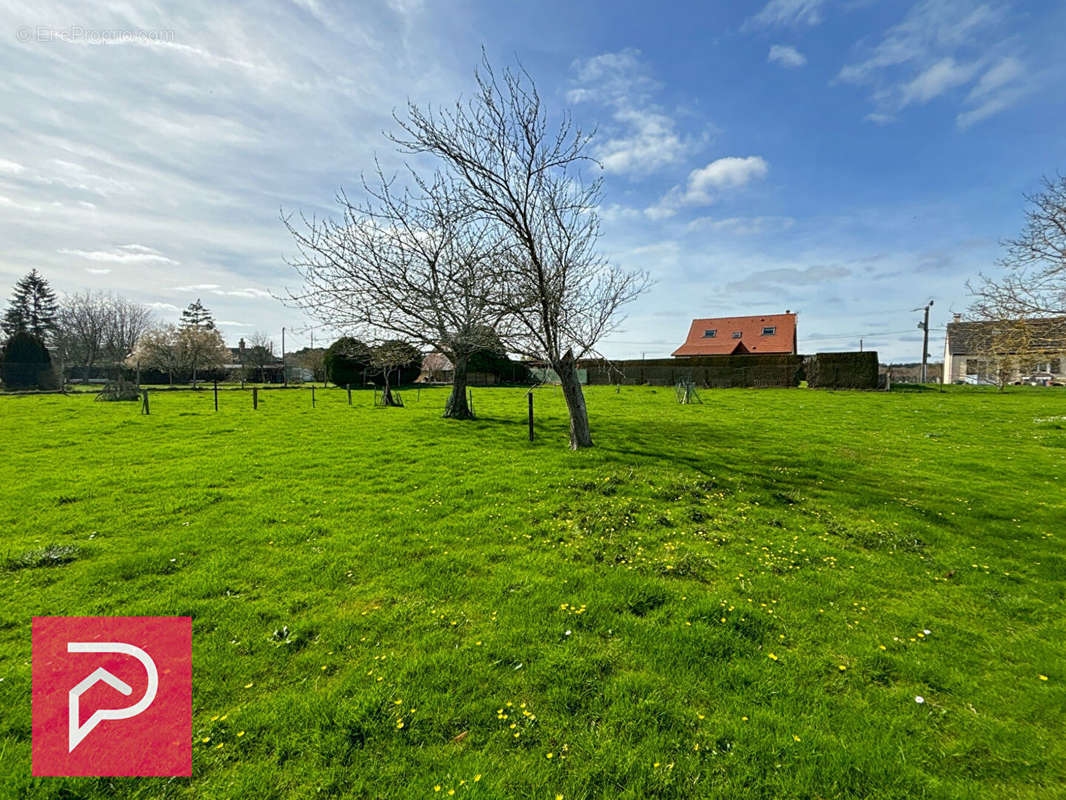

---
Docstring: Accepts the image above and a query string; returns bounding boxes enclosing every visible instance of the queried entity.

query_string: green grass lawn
[1,385,1064,799]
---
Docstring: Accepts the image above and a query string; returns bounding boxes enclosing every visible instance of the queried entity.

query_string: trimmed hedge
[580,351,880,390]
[583,354,804,388]
[803,352,879,389]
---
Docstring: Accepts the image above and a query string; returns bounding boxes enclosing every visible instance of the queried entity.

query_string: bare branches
[284,53,647,441]
[970,174,1066,320]
[390,53,648,366]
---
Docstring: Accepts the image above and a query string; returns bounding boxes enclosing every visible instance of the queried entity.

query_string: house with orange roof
[672,312,797,357]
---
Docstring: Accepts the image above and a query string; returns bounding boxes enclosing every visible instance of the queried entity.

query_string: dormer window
[731,331,742,339]
[762,326,776,335]
[703,329,717,338]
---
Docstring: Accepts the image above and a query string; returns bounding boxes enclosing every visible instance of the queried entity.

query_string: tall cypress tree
[180,298,215,330]
[2,269,58,341]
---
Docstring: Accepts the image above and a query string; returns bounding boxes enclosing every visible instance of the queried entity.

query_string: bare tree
[968,175,1066,386]
[245,331,275,383]
[391,55,648,447]
[971,175,1066,320]
[106,296,154,364]
[285,168,508,419]
[369,339,420,407]
[56,292,112,382]
[57,292,154,383]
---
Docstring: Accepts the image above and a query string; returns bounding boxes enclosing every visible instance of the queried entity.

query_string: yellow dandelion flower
[396,721,405,729]
[434,786,441,792]
[838,665,847,671]
[741,716,748,721]
[546,752,553,759]
[1039,674,1048,681]
[237,731,245,737]
[793,735,801,742]
[201,737,210,743]
[448,790,455,796]
[244,683,254,689]
[211,715,219,721]
[768,653,778,661]
[474,774,481,782]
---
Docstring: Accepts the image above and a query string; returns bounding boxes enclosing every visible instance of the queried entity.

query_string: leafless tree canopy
[390,57,648,367]
[285,166,513,419]
[967,174,1066,385]
[970,175,1066,320]
[56,291,154,379]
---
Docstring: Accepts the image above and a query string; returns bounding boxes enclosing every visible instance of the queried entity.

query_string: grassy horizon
[1,385,1064,798]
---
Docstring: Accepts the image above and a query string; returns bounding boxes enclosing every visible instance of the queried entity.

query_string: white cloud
[173,283,222,291]
[85,268,112,274]
[865,112,895,125]
[687,216,795,235]
[682,156,769,204]
[956,57,1031,128]
[58,245,178,264]
[0,194,42,212]
[211,288,273,298]
[147,302,181,313]
[746,0,826,29]
[0,158,25,174]
[768,45,807,68]
[645,156,769,219]
[836,0,1028,124]
[968,56,1025,101]
[568,49,696,175]
[900,58,980,107]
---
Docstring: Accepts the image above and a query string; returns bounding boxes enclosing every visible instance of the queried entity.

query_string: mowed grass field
[1,385,1064,799]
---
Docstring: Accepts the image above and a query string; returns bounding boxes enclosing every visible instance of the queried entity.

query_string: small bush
[96,379,141,401]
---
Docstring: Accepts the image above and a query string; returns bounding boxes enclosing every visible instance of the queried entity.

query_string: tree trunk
[443,353,474,420]
[556,351,592,449]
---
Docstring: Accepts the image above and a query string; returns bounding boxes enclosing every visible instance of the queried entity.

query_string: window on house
[762,326,776,336]
[965,359,979,374]
[1037,362,1050,374]
[1051,358,1062,374]
[731,331,742,339]
[703,329,717,338]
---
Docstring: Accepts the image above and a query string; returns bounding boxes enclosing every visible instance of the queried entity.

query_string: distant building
[672,312,797,357]
[943,315,1066,385]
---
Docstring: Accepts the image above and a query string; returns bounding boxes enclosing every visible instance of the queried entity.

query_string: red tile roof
[672,313,797,356]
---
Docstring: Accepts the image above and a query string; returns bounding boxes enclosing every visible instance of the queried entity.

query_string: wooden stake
[214,381,219,411]
[253,387,258,410]
[311,386,316,407]
[528,391,534,441]
[142,389,150,415]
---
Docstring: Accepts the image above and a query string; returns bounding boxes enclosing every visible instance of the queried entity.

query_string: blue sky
[2,0,1064,361]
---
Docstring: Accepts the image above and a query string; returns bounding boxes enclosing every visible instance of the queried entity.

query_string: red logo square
[32,616,191,777]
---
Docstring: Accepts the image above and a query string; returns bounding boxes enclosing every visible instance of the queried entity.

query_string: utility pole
[913,300,934,383]
[282,326,287,387]
[859,338,863,353]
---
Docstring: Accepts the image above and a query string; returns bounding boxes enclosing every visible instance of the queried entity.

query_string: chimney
[238,338,246,364]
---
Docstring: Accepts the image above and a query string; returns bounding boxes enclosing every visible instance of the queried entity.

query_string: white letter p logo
[67,642,159,752]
